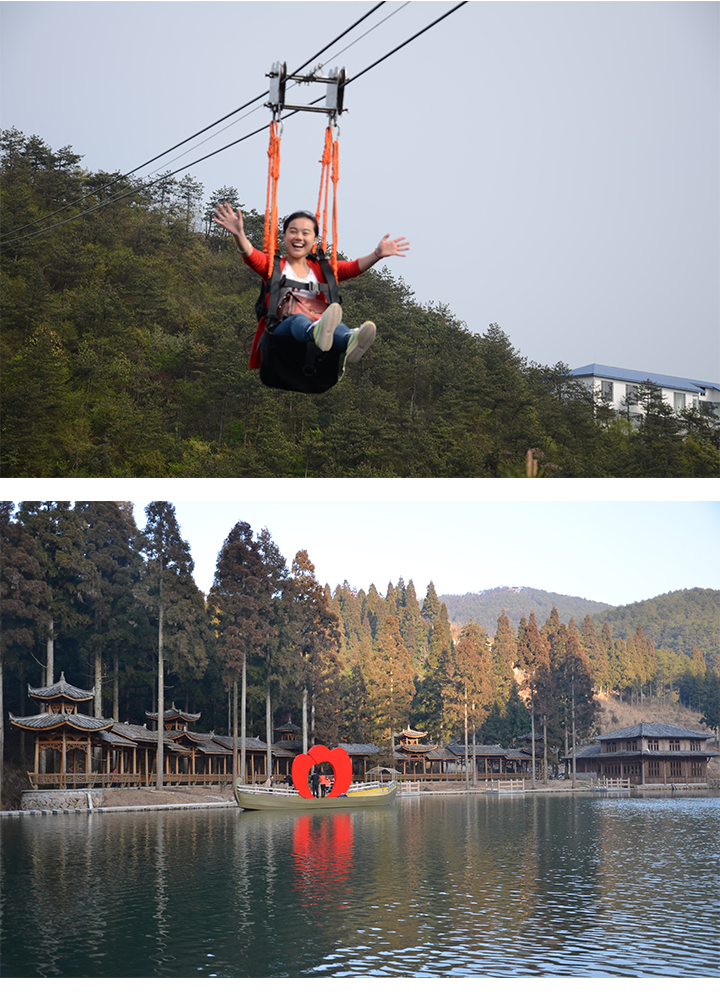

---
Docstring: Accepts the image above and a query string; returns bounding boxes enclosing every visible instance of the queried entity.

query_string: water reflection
[1,793,718,977]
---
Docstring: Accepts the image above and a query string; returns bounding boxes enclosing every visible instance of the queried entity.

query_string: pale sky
[7,490,718,609]
[1,1,718,381]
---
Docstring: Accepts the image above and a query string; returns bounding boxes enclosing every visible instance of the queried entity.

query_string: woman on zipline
[214,203,409,370]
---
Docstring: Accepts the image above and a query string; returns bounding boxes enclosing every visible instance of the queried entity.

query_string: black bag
[259,335,344,394]
[255,250,343,395]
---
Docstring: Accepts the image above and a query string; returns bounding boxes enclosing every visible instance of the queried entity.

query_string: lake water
[1,791,718,978]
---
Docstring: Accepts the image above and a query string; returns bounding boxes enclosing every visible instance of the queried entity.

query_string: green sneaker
[311,302,343,351]
[344,321,376,363]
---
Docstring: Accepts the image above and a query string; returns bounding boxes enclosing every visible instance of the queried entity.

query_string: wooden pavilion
[563,723,718,786]
[10,673,116,786]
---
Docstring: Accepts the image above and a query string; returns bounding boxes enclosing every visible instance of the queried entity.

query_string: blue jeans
[268,313,351,351]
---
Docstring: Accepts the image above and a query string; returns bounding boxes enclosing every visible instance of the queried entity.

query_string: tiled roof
[594,723,713,741]
[145,705,201,722]
[338,743,380,755]
[561,744,602,761]
[424,746,457,761]
[173,730,216,745]
[27,672,94,702]
[275,721,301,733]
[95,729,139,748]
[448,743,514,757]
[9,712,113,732]
[194,741,231,756]
[569,364,720,394]
[212,734,268,751]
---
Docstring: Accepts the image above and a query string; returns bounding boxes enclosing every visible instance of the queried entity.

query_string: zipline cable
[1,1,468,248]
[0,1,388,240]
[346,0,467,85]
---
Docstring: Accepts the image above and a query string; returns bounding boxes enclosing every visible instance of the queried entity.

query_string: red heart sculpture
[291,744,353,798]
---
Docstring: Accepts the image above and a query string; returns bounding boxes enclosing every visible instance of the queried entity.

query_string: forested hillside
[441,587,613,632]
[2,129,718,478]
[591,588,719,659]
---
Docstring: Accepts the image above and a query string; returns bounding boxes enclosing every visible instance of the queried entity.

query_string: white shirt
[282,261,324,303]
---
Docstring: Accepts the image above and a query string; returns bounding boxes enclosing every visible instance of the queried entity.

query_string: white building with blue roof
[568,363,720,416]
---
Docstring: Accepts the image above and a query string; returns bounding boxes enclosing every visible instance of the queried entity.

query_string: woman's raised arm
[356,233,410,273]
[214,203,254,257]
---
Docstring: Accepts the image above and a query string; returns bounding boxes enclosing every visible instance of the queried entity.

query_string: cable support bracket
[267,61,346,118]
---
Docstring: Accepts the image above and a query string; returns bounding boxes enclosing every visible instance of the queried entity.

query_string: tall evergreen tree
[0,502,49,800]
[136,501,208,789]
[491,611,517,710]
[362,614,415,756]
[74,501,143,717]
[516,613,549,786]
[290,551,342,750]
[16,502,89,686]
[208,521,273,783]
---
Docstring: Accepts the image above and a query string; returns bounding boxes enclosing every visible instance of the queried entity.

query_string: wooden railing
[595,777,631,789]
[487,779,526,793]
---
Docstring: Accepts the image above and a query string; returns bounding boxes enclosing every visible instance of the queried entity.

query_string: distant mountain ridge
[439,587,614,634]
[590,587,719,657]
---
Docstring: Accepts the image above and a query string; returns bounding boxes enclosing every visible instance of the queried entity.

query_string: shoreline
[2,780,716,816]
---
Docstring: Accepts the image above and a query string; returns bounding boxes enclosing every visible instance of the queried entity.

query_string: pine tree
[74,501,143,718]
[491,611,516,710]
[16,502,89,686]
[362,614,415,755]
[395,578,427,668]
[136,501,208,789]
[208,520,273,783]
[580,614,610,693]
[0,502,49,800]
[516,613,549,785]
[257,526,295,777]
[291,551,342,749]
[416,589,455,742]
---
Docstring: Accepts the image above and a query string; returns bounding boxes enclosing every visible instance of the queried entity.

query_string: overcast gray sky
[2,1,718,381]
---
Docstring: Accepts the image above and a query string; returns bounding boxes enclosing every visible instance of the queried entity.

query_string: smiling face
[283,214,317,264]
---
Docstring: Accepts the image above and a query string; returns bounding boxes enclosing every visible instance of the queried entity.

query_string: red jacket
[242,247,363,369]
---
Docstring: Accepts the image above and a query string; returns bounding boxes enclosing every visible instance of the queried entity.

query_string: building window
[673,393,686,411]
[648,760,660,777]
[699,400,718,417]
[670,760,682,777]
[601,380,614,403]
[669,739,680,751]
[648,739,659,752]
[626,740,638,751]
[624,385,639,406]
[690,761,703,777]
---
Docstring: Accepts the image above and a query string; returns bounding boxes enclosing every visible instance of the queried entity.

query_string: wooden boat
[234,779,398,811]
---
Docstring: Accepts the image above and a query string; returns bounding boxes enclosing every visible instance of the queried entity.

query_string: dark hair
[283,211,319,236]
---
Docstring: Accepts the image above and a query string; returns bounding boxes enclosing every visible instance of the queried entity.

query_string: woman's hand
[214,202,254,256]
[376,233,410,259]
[214,202,245,239]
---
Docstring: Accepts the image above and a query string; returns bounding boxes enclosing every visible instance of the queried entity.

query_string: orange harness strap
[264,119,281,278]
[264,119,339,282]
[315,124,339,280]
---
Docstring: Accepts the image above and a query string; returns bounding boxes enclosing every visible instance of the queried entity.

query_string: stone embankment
[2,786,236,816]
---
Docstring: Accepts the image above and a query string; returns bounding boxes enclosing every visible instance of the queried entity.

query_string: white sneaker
[311,303,343,351]
[344,321,376,363]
